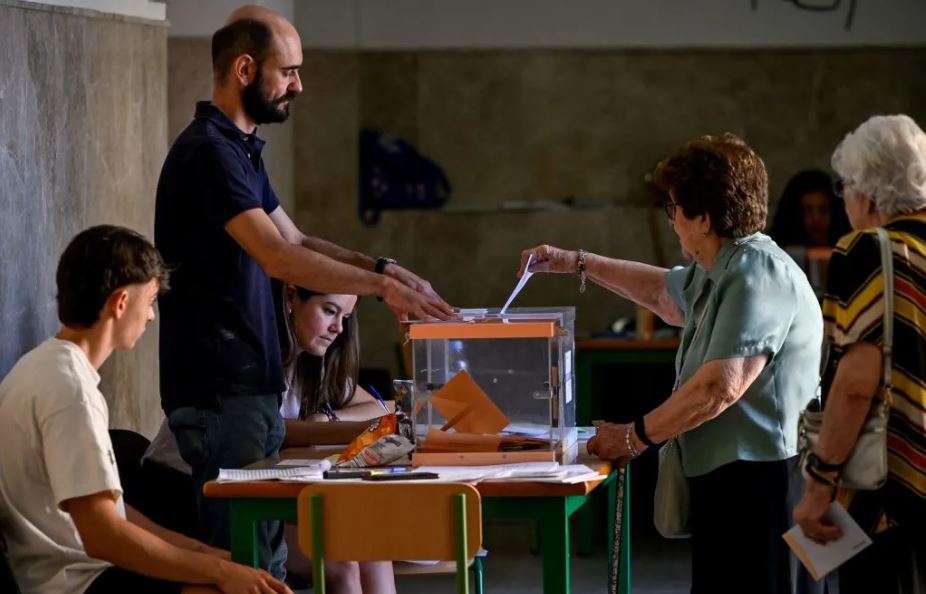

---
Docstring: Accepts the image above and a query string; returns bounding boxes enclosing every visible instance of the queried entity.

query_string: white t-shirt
[0,338,124,594]
[279,383,301,420]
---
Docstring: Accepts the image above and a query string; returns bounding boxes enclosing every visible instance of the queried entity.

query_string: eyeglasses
[663,201,678,221]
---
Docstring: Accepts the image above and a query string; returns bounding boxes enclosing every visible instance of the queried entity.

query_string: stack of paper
[481,464,604,484]
[277,458,335,467]
[217,459,331,482]
[413,462,604,484]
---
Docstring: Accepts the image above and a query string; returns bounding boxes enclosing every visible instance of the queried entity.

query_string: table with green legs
[204,453,630,594]
[480,466,631,594]
[575,338,680,430]
[574,338,679,567]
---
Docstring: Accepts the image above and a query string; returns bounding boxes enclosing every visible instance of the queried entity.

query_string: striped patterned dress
[822,214,926,528]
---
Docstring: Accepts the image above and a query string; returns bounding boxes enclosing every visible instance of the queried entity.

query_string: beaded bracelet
[624,423,641,458]
[577,249,588,294]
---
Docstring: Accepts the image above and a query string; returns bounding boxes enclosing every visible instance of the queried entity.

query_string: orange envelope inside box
[418,429,503,453]
[429,369,509,435]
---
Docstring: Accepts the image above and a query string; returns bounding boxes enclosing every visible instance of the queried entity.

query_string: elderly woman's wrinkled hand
[793,480,843,544]
[517,245,578,278]
[586,434,598,456]
[588,422,629,460]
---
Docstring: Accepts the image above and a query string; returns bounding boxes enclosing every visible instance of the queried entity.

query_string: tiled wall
[0,1,167,436]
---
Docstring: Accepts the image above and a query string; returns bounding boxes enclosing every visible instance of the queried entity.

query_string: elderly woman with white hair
[794,114,926,594]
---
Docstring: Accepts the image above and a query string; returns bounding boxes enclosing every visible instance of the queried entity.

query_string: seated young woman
[142,282,396,593]
[276,283,396,593]
[278,284,391,447]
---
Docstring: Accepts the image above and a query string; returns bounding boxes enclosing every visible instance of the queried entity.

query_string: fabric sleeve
[198,140,264,226]
[261,168,281,214]
[40,399,122,509]
[665,265,691,318]
[702,252,796,361]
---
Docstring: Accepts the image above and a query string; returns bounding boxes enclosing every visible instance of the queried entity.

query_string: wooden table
[204,450,629,594]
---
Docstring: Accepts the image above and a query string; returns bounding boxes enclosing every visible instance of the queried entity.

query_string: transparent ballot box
[408,308,577,464]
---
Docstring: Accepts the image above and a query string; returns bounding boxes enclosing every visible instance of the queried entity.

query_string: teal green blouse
[664,233,822,477]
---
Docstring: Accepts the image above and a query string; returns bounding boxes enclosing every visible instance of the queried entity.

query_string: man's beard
[242,67,294,124]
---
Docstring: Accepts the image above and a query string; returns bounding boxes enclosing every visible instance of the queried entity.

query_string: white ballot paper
[782,501,872,581]
[500,254,534,315]
[218,459,332,482]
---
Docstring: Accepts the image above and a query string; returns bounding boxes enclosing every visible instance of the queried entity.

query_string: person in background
[794,114,926,594]
[769,169,853,300]
[0,225,291,594]
[770,169,852,249]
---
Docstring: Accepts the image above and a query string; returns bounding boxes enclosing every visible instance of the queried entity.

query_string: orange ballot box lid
[408,319,556,340]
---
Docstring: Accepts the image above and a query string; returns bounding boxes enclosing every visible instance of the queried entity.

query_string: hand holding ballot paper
[783,502,872,581]
[500,253,533,315]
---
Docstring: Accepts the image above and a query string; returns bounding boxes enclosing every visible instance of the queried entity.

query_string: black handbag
[358,129,451,225]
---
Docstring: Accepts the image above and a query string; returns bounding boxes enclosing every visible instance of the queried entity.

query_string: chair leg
[470,556,484,594]
[311,495,326,594]
[455,493,470,594]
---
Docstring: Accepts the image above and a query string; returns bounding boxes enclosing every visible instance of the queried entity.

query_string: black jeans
[689,458,795,594]
[168,393,287,579]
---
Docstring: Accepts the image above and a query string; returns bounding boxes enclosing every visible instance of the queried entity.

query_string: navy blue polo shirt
[155,101,284,413]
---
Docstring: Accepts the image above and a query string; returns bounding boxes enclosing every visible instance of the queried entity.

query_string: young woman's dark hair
[769,169,851,247]
[273,280,360,420]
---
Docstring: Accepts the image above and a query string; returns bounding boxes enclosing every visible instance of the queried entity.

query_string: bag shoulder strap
[875,227,894,390]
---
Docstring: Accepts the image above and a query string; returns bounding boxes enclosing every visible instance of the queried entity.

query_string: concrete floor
[293,528,692,593]
[393,534,691,594]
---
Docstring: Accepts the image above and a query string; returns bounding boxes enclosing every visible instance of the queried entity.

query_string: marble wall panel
[0,1,167,437]
[292,48,926,376]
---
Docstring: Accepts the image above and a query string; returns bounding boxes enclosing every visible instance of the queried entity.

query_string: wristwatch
[375,257,398,302]
[375,257,397,274]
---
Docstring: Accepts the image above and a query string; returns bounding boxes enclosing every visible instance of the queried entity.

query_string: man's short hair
[211,18,274,82]
[56,225,170,328]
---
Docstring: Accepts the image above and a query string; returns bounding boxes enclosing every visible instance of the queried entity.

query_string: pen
[367,384,391,414]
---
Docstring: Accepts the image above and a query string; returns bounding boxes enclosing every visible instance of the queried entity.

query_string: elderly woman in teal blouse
[518,134,822,594]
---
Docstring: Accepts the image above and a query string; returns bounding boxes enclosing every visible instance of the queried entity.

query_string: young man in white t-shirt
[0,225,292,594]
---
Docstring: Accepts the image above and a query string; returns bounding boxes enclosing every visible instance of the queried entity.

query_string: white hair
[831,114,926,216]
